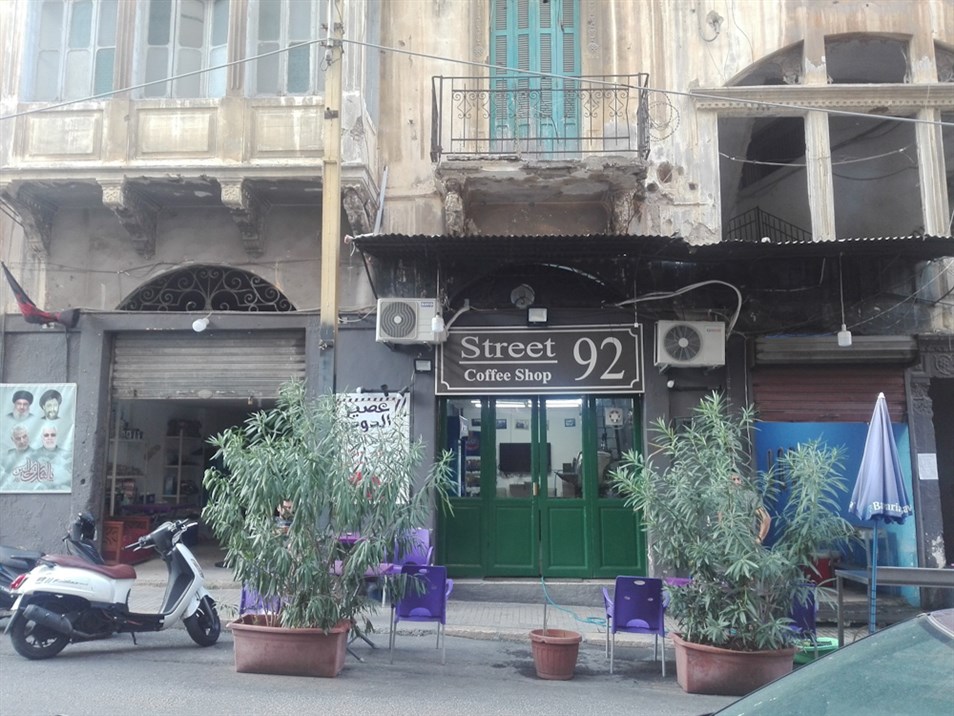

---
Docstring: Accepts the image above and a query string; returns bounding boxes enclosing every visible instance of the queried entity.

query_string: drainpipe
[317,0,344,396]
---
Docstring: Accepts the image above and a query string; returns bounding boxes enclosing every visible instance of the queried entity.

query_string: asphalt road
[0,622,735,716]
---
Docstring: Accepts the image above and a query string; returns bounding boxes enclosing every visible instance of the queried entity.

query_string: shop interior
[102,399,257,562]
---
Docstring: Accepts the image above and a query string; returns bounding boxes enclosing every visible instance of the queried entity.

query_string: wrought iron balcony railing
[431,74,650,162]
[725,207,812,243]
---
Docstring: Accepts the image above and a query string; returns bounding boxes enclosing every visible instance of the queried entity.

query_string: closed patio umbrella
[848,392,913,634]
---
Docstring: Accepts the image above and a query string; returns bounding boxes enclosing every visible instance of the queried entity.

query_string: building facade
[1,1,952,594]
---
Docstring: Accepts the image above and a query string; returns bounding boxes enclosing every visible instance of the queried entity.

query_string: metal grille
[431,74,650,161]
[120,265,295,312]
[725,208,812,243]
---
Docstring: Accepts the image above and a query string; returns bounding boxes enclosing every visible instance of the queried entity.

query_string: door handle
[533,482,539,497]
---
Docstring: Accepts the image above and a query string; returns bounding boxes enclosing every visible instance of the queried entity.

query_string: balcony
[431,74,650,162]
[0,96,378,257]
[430,74,651,234]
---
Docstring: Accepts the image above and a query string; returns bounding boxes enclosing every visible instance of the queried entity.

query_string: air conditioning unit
[654,320,726,367]
[375,298,440,344]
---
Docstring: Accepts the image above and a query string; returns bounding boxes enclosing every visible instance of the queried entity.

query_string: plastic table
[835,567,954,646]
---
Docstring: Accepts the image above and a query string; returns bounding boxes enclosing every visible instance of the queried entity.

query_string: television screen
[499,442,550,473]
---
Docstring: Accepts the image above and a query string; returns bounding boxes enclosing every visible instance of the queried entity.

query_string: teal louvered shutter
[490,0,580,156]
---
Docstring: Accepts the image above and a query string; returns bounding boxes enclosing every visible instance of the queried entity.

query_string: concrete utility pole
[317,0,344,396]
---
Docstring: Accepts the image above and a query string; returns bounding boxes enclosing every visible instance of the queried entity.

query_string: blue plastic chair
[602,576,667,675]
[389,564,454,664]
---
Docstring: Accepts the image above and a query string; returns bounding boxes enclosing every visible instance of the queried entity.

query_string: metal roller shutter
[111,331,306,400]
[752,365,906,423]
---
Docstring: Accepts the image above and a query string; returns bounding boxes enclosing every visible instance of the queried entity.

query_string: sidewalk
[131,542,917,646]
[133,556,617,645]
[132,546,639,646]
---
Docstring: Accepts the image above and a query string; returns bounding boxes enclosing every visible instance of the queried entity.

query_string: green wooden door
[438,395,646,578]
[537,396,587,577]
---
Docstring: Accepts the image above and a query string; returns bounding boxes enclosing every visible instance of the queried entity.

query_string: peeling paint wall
[378,0,951,241]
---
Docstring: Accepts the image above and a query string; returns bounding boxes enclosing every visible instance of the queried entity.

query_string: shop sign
[436,324,643,395]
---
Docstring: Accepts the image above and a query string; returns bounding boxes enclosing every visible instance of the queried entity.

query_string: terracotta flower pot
[229,615,350,678]
[671,632,796,696]
[529,628,582,680]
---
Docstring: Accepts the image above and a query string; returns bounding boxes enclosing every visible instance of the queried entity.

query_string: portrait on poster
[1,383,76,493]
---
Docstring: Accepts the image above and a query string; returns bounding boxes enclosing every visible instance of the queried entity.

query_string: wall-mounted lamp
[192,313,211,333]
[527,307,548,325]
[414,358,433,373]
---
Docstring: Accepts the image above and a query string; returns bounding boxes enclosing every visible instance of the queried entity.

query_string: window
[143,0,228,98]
[490,0,580,156]
[30,0,118,101]
[250,0,327,96]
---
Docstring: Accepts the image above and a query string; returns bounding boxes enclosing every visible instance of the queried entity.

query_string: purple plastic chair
[389,564,453,664]
[602,576,667,676]
[239,584,282,616]
[379,528,434,606]
[394,527,433,566]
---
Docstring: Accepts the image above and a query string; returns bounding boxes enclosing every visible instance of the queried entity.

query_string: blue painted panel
[755,422,917,605]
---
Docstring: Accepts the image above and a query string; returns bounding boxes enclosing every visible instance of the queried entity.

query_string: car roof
[927,608,954,637]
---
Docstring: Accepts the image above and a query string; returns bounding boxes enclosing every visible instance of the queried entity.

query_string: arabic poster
[338,391,410,444]
[1,383,76,493]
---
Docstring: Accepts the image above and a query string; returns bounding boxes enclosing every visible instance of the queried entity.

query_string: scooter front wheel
[9,600,70,660]
[184,595,220,646]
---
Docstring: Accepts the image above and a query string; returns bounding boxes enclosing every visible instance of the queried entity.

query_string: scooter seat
[0,545,43,566]
[43,554,136,580]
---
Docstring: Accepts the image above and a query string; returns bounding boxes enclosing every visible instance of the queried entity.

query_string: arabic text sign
[339,392,409,441]
[437,324,643,394]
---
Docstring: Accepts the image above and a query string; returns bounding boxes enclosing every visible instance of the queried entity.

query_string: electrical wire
[720,145,913,168]
[613,280,744,335]
[1,15,948,327]
[1,29,952,131]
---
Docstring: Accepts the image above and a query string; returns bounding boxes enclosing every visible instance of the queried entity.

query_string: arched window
[118,265,294,312]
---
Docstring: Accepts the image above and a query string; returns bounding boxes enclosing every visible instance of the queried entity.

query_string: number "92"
[572,337,626,381]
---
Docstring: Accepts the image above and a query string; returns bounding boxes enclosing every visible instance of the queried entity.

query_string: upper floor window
[142,0,228,98]
[250,0,327,96]
[30,0,118,101]
[490,0,581,155]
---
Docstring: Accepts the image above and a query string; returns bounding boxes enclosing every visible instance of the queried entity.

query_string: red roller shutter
[752,366,906,422]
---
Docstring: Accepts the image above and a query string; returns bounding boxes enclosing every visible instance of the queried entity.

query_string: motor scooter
[0,512,104,611]
[5,519,220,659]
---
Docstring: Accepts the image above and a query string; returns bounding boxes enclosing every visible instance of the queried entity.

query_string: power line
[719,145,914,168]
[2,31,952,130]
[341,36,954,129]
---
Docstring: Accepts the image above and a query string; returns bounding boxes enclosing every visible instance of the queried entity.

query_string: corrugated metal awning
[111,331,306,401]
[350,233,954,263]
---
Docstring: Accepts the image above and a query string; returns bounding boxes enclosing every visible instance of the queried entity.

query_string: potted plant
[202,380,452,677]
[611,392,853,695]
